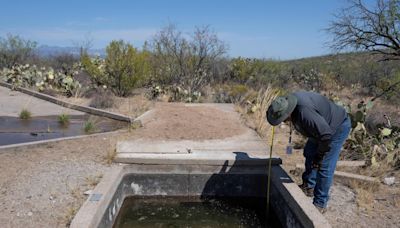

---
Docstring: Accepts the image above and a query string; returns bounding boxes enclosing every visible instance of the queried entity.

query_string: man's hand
[313,139,331,169]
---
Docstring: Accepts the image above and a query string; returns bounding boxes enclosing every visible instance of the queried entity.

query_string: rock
[383,176,395,186]
[27,211,33,216]
[84,190,93,195]
[131,120,143,129]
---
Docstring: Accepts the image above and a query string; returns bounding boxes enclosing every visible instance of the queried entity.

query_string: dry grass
[394,194,400,208]
[89,91,116,109]
[85,174,103,188]
[105,148,117,164]
[59,93,153,119]
[62,174,103,226]
[57,96,91,106]
[108,94,153,118]
[69,186,83,200]
[253,87,279,137]
[101,136,120,164]
[238,86,279,137]
[62,185,85,226]
[348,180,379,212]
[63,204,79,227]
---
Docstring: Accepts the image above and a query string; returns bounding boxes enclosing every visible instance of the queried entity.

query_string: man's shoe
[314,205,327,214]
[298,183,314,197]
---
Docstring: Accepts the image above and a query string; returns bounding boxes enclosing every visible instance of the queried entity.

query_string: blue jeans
[302,116,351,208]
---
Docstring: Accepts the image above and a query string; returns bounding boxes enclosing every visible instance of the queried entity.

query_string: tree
[150,24,227,94]
[106,40,150,96]
[81,40,150,96]
[0,34,37,68]
[327,0,400,61]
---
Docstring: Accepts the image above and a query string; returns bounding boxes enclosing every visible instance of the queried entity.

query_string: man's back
[291,91,347,139]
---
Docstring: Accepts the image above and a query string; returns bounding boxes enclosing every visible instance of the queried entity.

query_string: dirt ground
[0,99,399,227]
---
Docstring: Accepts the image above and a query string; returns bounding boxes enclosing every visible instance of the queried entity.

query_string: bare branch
[150,23,227,93]
[327,0,400,61]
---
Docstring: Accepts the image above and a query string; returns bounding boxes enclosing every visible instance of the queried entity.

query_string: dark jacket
[290,91,347,156]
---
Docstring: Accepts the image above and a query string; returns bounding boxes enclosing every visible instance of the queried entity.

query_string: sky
[0,0,352,59]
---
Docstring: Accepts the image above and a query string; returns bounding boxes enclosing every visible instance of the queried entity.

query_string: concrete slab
[295,164,378,184]
[184,103,235,113]
[336,160,366,167]
[115,150,282,166]
[117,139,268,154]
[115,127,282,166]
[0,86,84,117]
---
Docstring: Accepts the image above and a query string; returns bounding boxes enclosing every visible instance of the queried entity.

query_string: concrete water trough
[71,137,331,228]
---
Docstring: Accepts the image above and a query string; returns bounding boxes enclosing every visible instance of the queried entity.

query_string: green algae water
[113,196,281,228]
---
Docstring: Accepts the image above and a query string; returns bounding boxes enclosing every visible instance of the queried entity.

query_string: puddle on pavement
[0,115,127,145]
[113,196,281,228]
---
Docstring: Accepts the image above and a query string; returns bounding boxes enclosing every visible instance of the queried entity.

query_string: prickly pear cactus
[1,64,82,97]
[344,99,400,169]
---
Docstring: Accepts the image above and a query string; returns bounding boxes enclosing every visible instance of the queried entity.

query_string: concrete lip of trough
[71,136,331,228]
[115,135,282,166]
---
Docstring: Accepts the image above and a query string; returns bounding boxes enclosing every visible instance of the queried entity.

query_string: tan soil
[131,103,246,140]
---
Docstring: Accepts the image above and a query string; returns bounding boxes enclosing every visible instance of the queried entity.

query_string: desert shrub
[149,24,227,95]
[80,54,106,86]
[145,85,164,100]
[58,114,70,126]
[19,109,31,119]
[228,84,249,102]
[227,57,288,88]
[167,85,202,103]
[81,40,150,97]
[212,84,254,103]
[290,64,324,92]
[105,40,145,96]
[229,57,257,84]
[212,84,231,103]
[0,34,37,68]
[83,121,95,134]
[50,53,79,72]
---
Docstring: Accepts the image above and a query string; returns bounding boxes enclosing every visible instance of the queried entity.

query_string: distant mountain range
[36,45,106,57]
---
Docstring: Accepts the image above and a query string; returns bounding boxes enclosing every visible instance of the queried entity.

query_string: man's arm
[298,107,333,168]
